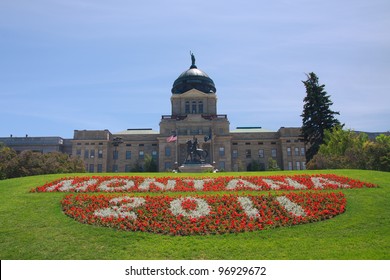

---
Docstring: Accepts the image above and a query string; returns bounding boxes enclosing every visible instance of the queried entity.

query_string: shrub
[0,144,85,180]
[307,127,390,172]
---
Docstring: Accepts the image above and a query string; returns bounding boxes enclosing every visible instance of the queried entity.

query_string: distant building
[0,135,72,154]
[2,56,309,172]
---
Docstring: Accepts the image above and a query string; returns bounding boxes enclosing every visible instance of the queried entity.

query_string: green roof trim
[231,127,274,133]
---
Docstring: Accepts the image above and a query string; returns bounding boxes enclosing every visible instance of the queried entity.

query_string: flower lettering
[138,178,176,191]
[276,196,306,217]
[170,197,211,219]
[33,175,376,193]
[94,196,146,220]
[97,178,135,192]
[237,196,260,218]
[61,192,347,235]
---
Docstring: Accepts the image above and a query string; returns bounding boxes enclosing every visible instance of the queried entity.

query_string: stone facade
[68,59,307,172]
[69,126,306,173]
[72,130,112,173]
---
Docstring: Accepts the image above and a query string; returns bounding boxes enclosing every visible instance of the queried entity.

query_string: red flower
[32,174,377,193]
[60,192,347,236]
[181,198,198,211]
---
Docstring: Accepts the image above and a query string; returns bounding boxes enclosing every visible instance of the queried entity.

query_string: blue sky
[1,0,389,138]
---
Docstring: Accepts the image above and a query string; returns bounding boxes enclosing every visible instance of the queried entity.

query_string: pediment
[171,89,215,99]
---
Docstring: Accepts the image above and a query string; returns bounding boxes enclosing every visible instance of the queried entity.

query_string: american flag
[166,134,177,143]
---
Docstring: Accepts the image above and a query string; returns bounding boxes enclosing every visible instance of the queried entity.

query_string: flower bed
[32,174,375,235]
[32,174,376,193]
[61,192,346,235]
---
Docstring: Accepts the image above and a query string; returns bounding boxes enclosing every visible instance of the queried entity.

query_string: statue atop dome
[190,51,196,68]
[171,53,216,94]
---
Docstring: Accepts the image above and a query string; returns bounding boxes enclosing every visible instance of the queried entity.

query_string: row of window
[77,142,104,146]
[80,147,305,161]
[286,147,305,156]
[114,150,158,160]
[86,164,103,173]
[174,128,211,136]
[78,149,159,160]
[77,143,157,147]
[232,141,277,146]
[77,149,104,159]
[287,161,306,170]
[185,101,204,114]
[76,143,157,147]
[225,147,305,159]
[231,148,277,159]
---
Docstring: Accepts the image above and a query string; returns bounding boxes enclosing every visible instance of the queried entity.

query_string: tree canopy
[0,144,85,180]
[307,127,390,172]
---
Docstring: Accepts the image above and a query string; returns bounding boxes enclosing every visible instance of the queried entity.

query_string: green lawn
[0,170,389,260]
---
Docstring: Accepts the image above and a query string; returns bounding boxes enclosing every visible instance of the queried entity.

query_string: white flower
[276,196,306,217]
[183,179,212,190]
[263,178,306,190]
[94,196,145,220]
[169,197,211,219]
[73,179,98,192]
[97,178,135,192]
[138,178,176,191]
[46,180,73,192]
[47,179,97,192]
[226,179,262,190]
[311,177,349,189]
[237,197,260,218]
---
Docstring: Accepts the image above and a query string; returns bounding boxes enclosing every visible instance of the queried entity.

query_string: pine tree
[301,72,341,163]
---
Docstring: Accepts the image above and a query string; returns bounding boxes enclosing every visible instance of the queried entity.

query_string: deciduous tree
[307,127,390,172]
[0,145,85,180]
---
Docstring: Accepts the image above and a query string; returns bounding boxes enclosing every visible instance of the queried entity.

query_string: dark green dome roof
[171,55,216,94]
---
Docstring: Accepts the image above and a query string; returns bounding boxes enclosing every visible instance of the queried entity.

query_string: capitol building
[1,56,306,172]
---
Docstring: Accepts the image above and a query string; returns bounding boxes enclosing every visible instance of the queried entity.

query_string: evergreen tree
[301,72,341,162]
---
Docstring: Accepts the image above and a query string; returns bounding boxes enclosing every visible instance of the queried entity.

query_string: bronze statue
[190,51,196,67]
[185,136,208,163]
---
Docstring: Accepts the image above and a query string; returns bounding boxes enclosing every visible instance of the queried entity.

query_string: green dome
[171,56,216,94]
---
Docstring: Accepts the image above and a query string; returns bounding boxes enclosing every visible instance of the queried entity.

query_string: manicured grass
[0,170,389,259]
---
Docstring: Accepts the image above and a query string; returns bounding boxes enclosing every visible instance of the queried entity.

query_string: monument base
[178,163,214,173]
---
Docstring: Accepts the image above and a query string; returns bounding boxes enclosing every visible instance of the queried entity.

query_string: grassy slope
[0,170,389,260]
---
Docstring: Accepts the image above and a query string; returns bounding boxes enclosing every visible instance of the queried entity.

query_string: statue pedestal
[178,163,214,173]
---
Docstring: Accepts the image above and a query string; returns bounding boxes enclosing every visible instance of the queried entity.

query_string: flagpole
[211,128,214,166]
[166,131,178,170]
[175,129,178,167]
